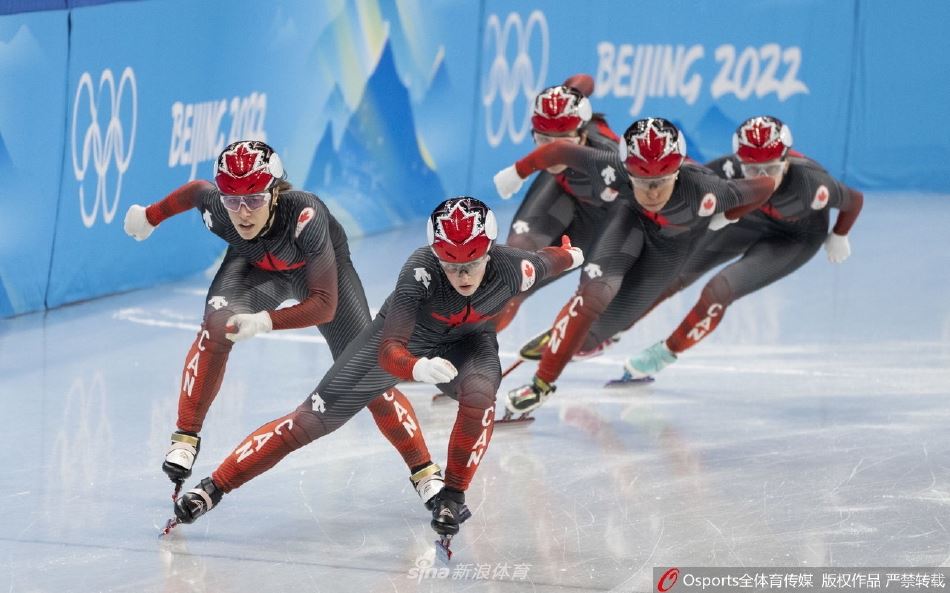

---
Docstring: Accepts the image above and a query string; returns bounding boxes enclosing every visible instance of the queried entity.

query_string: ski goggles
[532,131,582,146]
[630,171,678,190]
[439,255,489,276]
[220,191,271,212]
[740,160,785,178]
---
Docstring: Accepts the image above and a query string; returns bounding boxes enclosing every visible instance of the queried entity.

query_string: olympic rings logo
[482,11,549,147]
[71,67,137,228]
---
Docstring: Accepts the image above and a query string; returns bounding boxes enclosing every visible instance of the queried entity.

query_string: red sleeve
[268,254,338,330]
[563,73,594,97]
[537,245,575,279]
[378,259,429,380]
[832,188,863,235]
[515,142,589,178]
[268,209,339,330]
[379,340,418,382]
[722,177,775,221]
[144,180,215,225]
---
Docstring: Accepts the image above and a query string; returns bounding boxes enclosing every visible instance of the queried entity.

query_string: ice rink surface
[2,194,949,592]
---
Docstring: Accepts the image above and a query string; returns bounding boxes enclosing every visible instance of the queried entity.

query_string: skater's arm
[536,239,582,280]
[144,180,215,225]
[268,260,337,330]
[832,187,863,236]
[514,142,602,179]
[378,256,430,380]
[719,176,775,221]
[269,212,339,330]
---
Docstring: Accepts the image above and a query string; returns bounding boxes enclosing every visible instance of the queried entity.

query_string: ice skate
[410,462,445,510]
[163,431,201,500]
[430,489,472,562]
[518,328,552,360]
[499,376,555,423]
[161,477,223,535]
[607,341,675,386]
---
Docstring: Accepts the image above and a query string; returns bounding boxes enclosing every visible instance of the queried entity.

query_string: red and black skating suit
[507,142,774,384]
[655,154,863,353]
[495,115,623,331]
[209,244,575,494]
[144,181,429,469]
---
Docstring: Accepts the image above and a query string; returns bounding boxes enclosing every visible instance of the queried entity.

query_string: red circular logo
[657,567,679,592]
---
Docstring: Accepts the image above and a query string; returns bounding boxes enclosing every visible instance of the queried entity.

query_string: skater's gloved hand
[707,212,736,231]
[412,357,458,384]
[124,204,156,241]
[824,232,851,263]
[559,235,584,270]
[225,311,273,342]
[494,165,524,199]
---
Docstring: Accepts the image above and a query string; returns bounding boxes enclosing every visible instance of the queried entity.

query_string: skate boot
[430,488,472,536]
[503,375,556,420]
[573,333,622,361]
[430,488,472,560]
[518,329,552,361]
[624,341,677,380]
[174,477,223,524]
[410,462,445,510]
[163,431,201,500]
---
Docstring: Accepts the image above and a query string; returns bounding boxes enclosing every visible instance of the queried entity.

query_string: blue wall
[0,0,946,317]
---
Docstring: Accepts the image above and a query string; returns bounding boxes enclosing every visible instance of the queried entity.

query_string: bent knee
[701,275,735,307]
[284,408,332,448]
[203,309,239,346]
[580,278,620,315]
[457,372,500,410]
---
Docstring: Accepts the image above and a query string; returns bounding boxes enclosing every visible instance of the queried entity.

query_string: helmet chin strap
[251,188,280,240]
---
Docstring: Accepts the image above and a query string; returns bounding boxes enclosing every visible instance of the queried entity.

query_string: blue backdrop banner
[0,10,68,316]
[0,0,947,316]
[470,0,857,204]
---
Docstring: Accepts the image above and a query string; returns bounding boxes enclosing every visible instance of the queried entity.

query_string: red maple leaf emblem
[744,122,774,147]
[541,90,570,117]
[225,144,261,177]
[816,188,828,202]
[636,127,670,161]
[254,252,305,271]
[298,209,313,224]
[431,305,494,328]
[702,197,714,210]
[524,264,534,277]
[438,203,479,244]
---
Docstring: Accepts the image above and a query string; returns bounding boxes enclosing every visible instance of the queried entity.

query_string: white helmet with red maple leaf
[215,140,286,195]
[620,117,686,178]
[426,197,498,263]
[732,115,793,163]
[531,85,592,135]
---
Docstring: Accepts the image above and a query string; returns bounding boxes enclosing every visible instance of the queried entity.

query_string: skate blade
[495,411,535,425]
[435,536,453,563]
[171,481,184,502]
[605,374,655,387]
[159,517,180,537]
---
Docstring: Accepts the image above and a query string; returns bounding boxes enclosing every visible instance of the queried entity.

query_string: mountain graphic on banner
[305,42,445,236]
[322,85,349,150]
[692,105,739,163]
